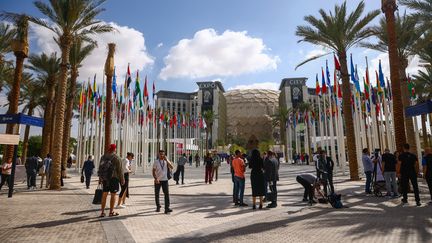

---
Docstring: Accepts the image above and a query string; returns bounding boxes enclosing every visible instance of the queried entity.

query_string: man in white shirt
[153,150,173,214]
[117,152,133,208]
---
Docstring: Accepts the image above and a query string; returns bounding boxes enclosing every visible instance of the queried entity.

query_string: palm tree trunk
[421,114,428,148]
[41,81,56,159]
[61,68,78,176]
[382,0,406,151]
[50,36,72,190]
[338,51,359,180]
[22,106,35,164]
[104,43,115,153]
[2,53,26,164]
[399,59,417,154]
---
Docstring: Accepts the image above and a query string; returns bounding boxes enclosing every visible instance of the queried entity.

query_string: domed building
[225,89,280,144]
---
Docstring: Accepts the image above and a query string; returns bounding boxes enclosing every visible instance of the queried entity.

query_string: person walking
[264,151,279,208]
[195,153,200,167]
[398,143,421,206]
[117,152,133,208]
[153,150,173,214]
[98,144,124,217]
[362,148,373,194]
[249,149,265,210]
[212,151,221,181]
[423,147,432,205]
[382,148,398,197]
[40,154,52,189]
[0,158,12,190]
[204,153,214,184]
[296,173,317,205]
[175,153,187,185]
[188,154,193,166]
[82,155,95,189]
[321,150,335,195]
[25,155,38,190]
[232,150,247,206]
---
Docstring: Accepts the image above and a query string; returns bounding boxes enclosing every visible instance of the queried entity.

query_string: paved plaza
[0,163,431,243]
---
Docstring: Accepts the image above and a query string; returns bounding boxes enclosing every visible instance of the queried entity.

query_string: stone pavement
[0,163,431,243]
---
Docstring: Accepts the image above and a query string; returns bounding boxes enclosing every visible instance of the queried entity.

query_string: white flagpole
[327,88,336,164]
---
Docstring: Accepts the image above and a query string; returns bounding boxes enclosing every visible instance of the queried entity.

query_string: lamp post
[381,0,406,152]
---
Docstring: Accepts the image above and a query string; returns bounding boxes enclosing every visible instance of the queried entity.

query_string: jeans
[205,166,213,183]
[212,166,219,181]
[234,176,245,204]
[426,177,432,201]
[401,172,420,202]
[155,180,170,209]
[384,171,398,195]
[365,171,372,193]
[27,172,36,188]
[176,165,184,183]
[297,176,313,202]
[0,174,10,190]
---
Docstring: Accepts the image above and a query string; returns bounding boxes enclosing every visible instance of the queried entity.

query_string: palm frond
[295,51,332,70]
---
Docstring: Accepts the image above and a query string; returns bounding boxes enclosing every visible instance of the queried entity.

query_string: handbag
[80,175,84,183]
[92,184,103,204]
[167,168,172,180]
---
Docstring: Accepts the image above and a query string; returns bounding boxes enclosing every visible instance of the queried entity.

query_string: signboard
[291,85,303,108]
[0,113,44,127]
[0,134,20,145]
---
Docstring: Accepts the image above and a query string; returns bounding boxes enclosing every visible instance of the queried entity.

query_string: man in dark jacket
[25,156,39,190]
[398,143,421,206]
[422,147,432,204]
[264,151,279,208]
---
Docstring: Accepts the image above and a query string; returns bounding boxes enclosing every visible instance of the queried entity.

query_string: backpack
[98,156,114,182]
[328,193,343,209]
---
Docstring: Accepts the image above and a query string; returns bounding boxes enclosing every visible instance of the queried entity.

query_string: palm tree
[61,38,96,170]
[104,43,115,153]
[0,13,29,164]
[272,107,290,160]
[26,53,60,161]
[361,12,420,158]
[296,1,379,180]
[381,0,407,152]
[203,110,215,153]
[400,0,432,31]
[32,0,114,189]
[0,22,16,64]
[21,79,45,163]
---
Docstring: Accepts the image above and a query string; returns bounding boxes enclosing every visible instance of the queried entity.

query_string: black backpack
[98,156,114,182]
[328,193,343,209]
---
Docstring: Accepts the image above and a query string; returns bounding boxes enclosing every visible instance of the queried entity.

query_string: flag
[376,70,383,94]
[334,54,341,71]
[407,75,415,99]
[364,66,370,100]
[321,67,327,94]
[378,60,386,93]
[326,60,331,89]
[315,74,320,95]
[112,66,117,97]
[350,54,360,95]
[134,70,143,108]
[386,78,392,100]
[125,64,132,97]
[152,81,156,100]
[144,75,149,103]
[92,74,97,100]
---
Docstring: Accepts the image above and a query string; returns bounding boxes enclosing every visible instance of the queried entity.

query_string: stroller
[371,157,386,197]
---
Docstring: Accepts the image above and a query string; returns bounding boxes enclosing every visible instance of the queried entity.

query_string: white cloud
[305,48,327,59]
[159,28,279,80]
[157,42,163,48]
[370,53,425,86]
[30,21,154,84]
[228,82,279,91]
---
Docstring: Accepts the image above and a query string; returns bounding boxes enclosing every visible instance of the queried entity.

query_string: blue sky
[1,0,402,93]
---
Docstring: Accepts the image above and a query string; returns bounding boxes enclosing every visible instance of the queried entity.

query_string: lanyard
[158,159,165,169]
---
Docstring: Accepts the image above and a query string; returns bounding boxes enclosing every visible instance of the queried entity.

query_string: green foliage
[258,140,274,154]
[229,144,245,155]
[69,137,78,154]
[28,136,42,157]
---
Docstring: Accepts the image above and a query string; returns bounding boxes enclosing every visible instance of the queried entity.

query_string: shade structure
[405,100,432,117]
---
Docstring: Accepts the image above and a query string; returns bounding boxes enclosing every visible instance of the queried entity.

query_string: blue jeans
[234,176,245,204]
[365,171,372,193]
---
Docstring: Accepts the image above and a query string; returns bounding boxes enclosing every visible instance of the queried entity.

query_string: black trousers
[297,176,313,202]
[401,172,420,202]
[84,172,92,188]
[426,177,432,201]
[0,174,10,190]
[269,181,277,204]
[119,173,129,198]
[27,172,36,188]
[155,180,170,209]
[176,165,184,183]
[327,173,334,195]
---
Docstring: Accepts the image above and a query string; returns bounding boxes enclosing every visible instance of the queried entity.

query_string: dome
[225,89,280,144]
